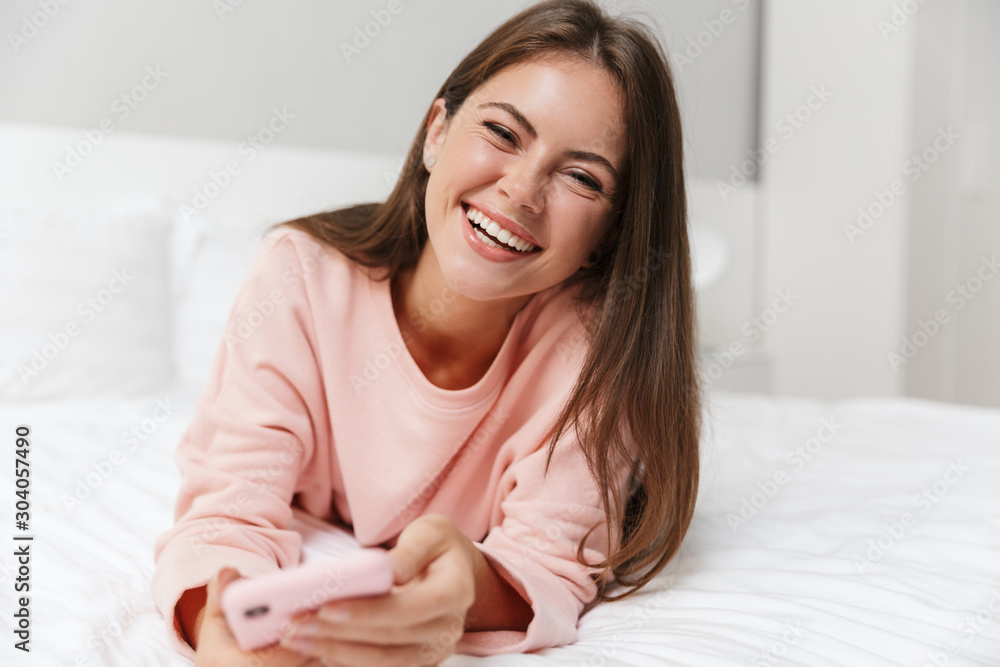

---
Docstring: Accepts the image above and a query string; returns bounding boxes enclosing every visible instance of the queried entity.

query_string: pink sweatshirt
[152,227,631,659]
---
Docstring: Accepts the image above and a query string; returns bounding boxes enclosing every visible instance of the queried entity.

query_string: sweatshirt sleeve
[457,426,633,655]
[150,230,327,658]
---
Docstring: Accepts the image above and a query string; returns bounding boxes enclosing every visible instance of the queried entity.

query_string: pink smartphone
[221,548,394,651]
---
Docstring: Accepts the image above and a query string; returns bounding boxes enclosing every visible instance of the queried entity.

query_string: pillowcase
[0,197,176,400]
[171,219,266,392]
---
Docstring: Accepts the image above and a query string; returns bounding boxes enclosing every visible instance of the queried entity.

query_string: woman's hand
[278,514,478,667]
[192,567,323,667]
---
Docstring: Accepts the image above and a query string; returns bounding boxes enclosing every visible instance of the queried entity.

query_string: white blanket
[1,389,998,666]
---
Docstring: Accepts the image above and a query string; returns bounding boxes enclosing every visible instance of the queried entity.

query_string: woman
[152,0,701,664]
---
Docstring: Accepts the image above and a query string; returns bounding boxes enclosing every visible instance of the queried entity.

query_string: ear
[423,98,449,170]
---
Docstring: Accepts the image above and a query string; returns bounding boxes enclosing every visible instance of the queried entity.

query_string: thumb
[388,516,452,585]
[205,567,242,618]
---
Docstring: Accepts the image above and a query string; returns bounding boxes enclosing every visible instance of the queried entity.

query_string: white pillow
[171,219,270,393]
[0,197,175,400]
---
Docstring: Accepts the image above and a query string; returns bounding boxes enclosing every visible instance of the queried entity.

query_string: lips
[462,203,540,253]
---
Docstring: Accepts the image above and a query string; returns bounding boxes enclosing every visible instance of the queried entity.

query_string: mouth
[462,203,541,254]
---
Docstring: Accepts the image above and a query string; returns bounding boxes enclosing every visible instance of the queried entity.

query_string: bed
[2,121,998,666]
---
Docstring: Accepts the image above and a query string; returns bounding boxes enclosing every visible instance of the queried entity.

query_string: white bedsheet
[1,389,998,666]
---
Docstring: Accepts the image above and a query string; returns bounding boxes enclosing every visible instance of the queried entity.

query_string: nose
[497,155,546,215]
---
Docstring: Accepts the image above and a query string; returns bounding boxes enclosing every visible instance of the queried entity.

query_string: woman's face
[421,53,625,303]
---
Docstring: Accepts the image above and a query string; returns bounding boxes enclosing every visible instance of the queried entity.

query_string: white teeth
[474,228,501,249]
[464,205,536,252]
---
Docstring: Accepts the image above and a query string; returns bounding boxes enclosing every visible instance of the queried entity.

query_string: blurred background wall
[0,0,759,179]
[1,0,996,407]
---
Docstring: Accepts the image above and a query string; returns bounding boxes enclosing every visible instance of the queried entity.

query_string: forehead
[465,54,626,162]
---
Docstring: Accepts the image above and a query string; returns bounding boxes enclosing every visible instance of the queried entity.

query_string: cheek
[446,135,507,182]
[427,149,476,215]
[550,200,611,259]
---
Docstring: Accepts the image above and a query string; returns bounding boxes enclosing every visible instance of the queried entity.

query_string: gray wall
[905,0,1000,408]
[0,0,759,182]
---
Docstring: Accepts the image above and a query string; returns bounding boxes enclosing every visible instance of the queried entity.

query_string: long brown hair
[278,0,700,601]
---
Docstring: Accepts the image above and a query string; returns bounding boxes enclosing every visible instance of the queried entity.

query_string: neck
[392,244,531,389]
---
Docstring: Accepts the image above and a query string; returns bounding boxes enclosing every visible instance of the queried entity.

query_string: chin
[441,270,511,303]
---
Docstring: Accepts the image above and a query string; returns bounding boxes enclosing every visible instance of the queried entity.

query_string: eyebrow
[477,101,620,185]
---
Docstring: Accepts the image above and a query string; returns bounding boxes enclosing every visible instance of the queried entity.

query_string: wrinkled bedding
[1,389,998,666]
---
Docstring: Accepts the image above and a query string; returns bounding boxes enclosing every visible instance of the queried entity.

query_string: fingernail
[279,632,313,653]
[395,561,413,582]
[289,619,319,638]
[319,606,350,623]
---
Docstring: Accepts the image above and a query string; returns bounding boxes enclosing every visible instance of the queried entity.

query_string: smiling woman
[151,1,701,665]
[421,54,623,298]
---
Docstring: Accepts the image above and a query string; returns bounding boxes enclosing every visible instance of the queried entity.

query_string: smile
[463,204,539,253]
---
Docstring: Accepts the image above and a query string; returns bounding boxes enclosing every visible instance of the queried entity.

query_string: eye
[570,171,603,193]
[484,122,516,145]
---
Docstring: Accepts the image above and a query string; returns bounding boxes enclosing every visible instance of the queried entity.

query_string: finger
[292,636,456,667]
[282,608,463,647]
[388,515,453,585]
[315,548,472,628]
[195,568,248,655]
